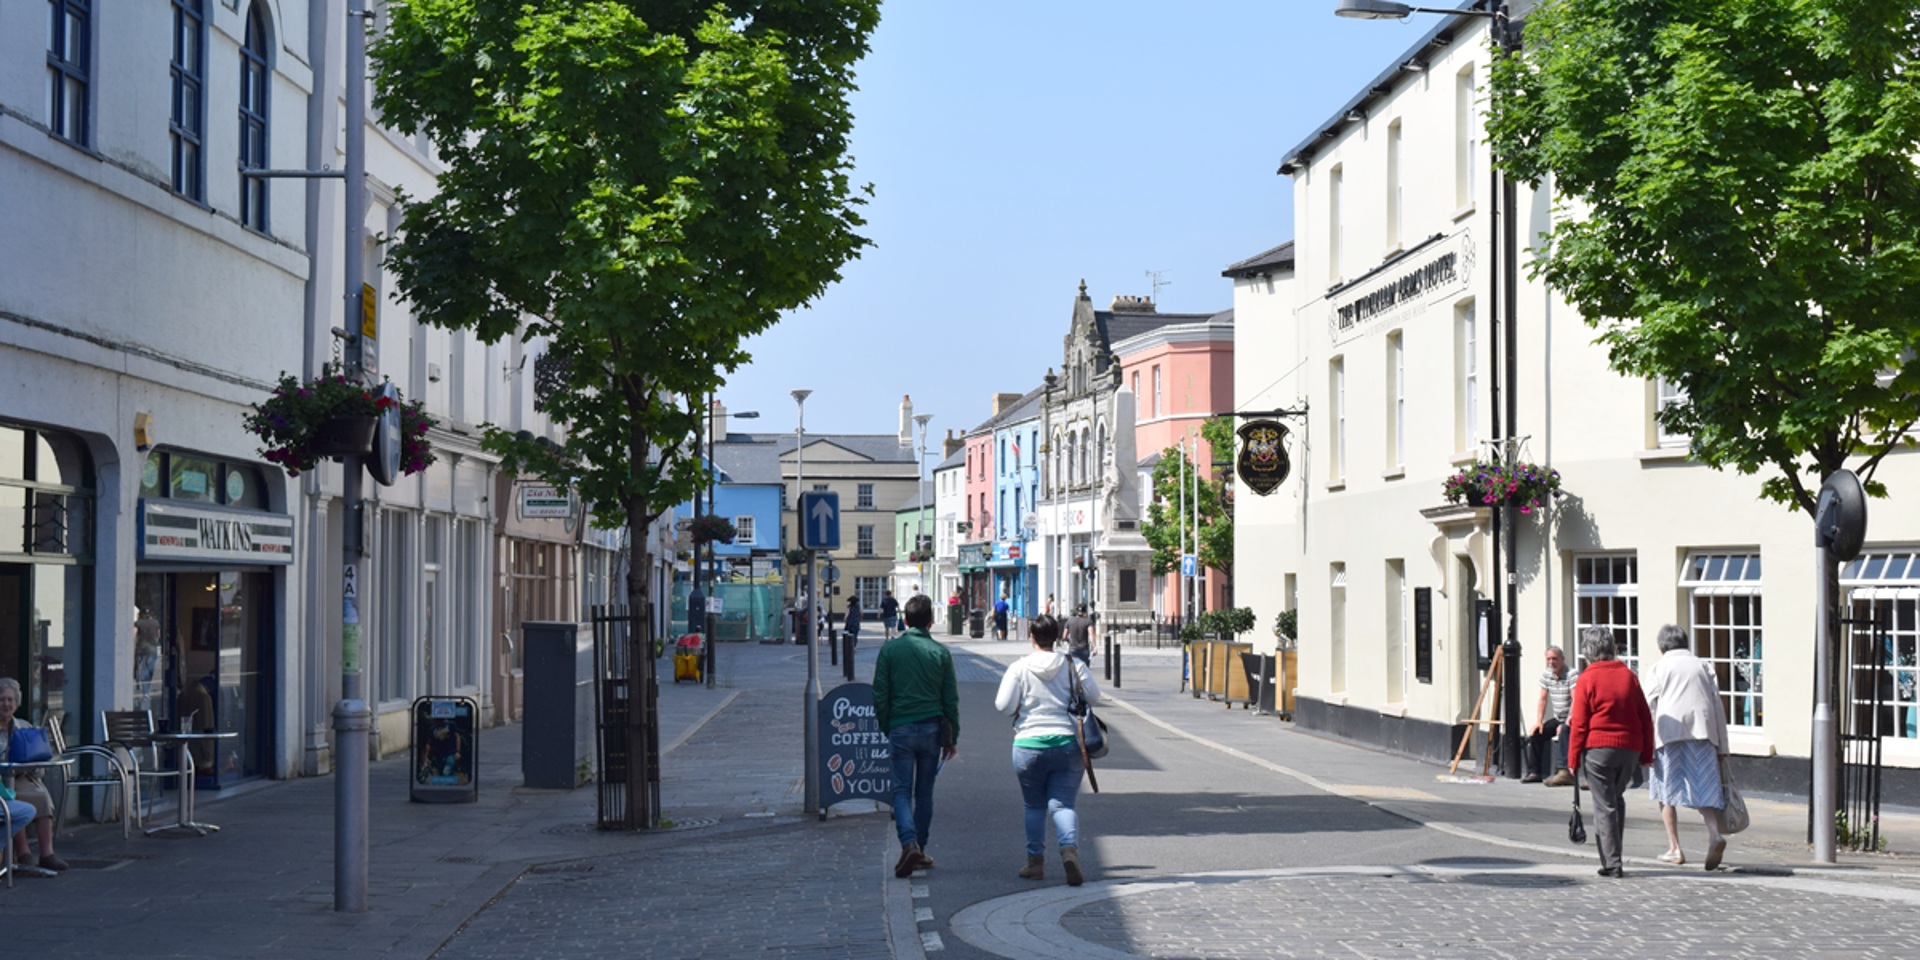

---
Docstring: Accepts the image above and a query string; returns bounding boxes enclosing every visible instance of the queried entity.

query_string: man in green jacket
[873,594,960,878]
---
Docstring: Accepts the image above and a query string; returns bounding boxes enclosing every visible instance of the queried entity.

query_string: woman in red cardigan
[1566,626,1655,878]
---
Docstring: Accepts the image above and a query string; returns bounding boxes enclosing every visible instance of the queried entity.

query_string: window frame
[1574,553,1641,672]
[46,0,92,146]
[238,2,271,232]
[1679,551,1764,729]
[170,0,208,202]
[734,515,755,546]
[856,524,875,558]
[857,483,874,510]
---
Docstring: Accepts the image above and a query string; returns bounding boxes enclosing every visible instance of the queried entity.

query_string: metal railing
[590,605,661,831]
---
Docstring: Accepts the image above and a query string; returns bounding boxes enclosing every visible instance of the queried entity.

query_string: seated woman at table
[0,677,65,871]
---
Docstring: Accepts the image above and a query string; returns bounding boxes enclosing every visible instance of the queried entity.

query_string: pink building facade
[1113,313,1235,615]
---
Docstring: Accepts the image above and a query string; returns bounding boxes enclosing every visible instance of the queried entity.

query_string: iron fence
[591,604,661,831]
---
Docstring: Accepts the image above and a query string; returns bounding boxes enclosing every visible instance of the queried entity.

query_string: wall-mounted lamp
[134,412,156,452]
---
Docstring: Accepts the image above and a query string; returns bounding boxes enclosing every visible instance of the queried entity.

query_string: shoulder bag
[8,725,54,764]
[1569,781,1586,844]
[1718,757,1750,835]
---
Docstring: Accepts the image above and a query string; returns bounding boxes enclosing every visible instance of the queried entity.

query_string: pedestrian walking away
[1065,605,1096,666]
[1643,624,1732,870]
[1566,626,1654,878]
[994,614,1099,887]
[993,593,1011,641]
[880,590,899,638]
[1528,645,1577,785]
[844,594,862,649]
[872,595,959,878]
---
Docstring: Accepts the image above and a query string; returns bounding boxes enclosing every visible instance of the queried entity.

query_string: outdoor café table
[0,756,76,885]
[144,731,237,836]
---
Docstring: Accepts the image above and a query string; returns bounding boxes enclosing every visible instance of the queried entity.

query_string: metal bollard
[843,633,855,683]
[1113,642,1122,690]
[829,626,839,666]
[1103,634,1113,681]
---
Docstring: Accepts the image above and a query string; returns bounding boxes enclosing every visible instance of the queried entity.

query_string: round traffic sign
[1814,469,1867,561]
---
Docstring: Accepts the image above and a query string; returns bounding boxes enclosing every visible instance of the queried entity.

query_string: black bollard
[829,625,839,667]
[1113,642,1122,690]
[1103,634,1112,681]
[843,632,855,683]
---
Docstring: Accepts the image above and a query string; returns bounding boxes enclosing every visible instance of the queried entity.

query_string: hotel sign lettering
[139,500,296,565]
[1329,232,1474,345]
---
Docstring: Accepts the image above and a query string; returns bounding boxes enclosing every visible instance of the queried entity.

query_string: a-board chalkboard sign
[817,683,892,813]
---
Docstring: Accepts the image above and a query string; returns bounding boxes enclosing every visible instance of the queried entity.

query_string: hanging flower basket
[1442,459,1563,514]
[244,367,438,477]
[909,550,933,563]
[688,514,737,545]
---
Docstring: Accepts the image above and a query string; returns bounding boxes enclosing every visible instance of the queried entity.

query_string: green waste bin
[947,603,963,636]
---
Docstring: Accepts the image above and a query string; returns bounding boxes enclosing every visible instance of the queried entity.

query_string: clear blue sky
[724,1,1439,443]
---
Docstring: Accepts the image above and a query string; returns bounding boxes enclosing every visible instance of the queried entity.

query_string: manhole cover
[542,817,720,836]
[1449,873,1578,888]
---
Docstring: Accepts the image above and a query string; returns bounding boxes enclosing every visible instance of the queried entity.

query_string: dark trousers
[1584,747,1640,871]
[1527,718,1568,777]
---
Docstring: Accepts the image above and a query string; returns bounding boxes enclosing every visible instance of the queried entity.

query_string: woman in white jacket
[994,614,1099,886]
[1643,624,1731,870]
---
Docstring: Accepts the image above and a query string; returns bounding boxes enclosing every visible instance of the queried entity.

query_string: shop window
[1574,554,1640,672]
[1680,552,1763,727]
[377,510,413,703]
[1,423,95,561]
[141,451,268,511]
[1842,551,1920,743]
[47,0,91,145]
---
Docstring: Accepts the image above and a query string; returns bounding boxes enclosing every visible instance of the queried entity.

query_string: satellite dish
[1814,470,1867,562]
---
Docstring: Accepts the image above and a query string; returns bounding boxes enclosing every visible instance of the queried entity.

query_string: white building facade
[1247,9,1920,794]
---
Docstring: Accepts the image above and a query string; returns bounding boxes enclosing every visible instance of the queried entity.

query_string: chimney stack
[943,428,963,460]
[991,392,1024,416]
[899,394,914,447]
[1109,294,1155,313]
[711,399,728,441]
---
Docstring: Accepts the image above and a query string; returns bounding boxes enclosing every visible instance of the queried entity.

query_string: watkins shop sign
[816,683,892,813]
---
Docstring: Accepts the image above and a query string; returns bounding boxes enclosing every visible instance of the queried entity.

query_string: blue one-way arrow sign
[800,491,841,551]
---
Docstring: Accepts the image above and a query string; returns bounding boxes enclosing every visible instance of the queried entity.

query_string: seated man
[1528,645,1577,786]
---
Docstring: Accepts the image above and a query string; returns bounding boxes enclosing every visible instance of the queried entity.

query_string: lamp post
[702,400,758,687]
[1337,0,1523,779]
[1042,370,1058,614]
[792,389,820,817]
[914,413,933,597]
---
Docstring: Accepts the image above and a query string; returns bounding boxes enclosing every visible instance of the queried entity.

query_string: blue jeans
[4,798,34,836]
[889,720,941,848]
[1012,742,1084,856]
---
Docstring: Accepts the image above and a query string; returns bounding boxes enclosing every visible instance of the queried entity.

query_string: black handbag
[1067,663,1108,760]
[1569,785,1587,844]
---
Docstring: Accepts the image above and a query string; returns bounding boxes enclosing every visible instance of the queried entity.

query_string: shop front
[492,475,581,725]
[958,543,990,613]
[988,542,1029,619]
[135,450,291,789]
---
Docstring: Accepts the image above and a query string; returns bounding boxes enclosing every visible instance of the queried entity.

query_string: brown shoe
[1018,855,1045,880]
[1062,846,1084,887]
[38,854,69,872]
[895,843,923,879]
[913,849,935,871]
[1543,769,1577,787]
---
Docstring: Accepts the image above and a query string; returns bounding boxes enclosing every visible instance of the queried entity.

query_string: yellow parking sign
[361,283,378,340]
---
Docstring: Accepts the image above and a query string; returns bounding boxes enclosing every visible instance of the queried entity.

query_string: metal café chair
[46,714,137,840]
[101,711,192,829]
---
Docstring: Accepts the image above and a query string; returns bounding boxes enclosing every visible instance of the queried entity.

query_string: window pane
[170,456,217,503]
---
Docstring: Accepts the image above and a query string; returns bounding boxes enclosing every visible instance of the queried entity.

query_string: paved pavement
[13,633,1920,959]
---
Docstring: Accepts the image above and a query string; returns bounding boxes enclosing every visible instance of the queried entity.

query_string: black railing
[1832,604,1888,852]
[591,605,662,831]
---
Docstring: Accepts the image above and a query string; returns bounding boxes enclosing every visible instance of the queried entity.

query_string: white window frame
[1386,119,1403,248]
[1680,552,1764,729]
[734,515,755,546]
[857,524,875,557]
[1330,356,1346,482]
[1574,553,1640,672]
[857,483,874,509]
[1458,300,1478,450]
[1386,331,1405,470]
[1655,376,1689,448]
[1455,65,1476,209]
[1841,550,1920,761]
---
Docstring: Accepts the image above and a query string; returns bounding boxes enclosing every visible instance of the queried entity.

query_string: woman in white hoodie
[994,614,1099,885]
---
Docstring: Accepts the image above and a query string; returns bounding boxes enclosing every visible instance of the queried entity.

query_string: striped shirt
[1540,667,1576,721]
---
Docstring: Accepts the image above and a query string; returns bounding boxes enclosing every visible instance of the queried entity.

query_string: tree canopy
[1488,0,1920,514]
[1143,416,1234,580]
[372,0,878,600]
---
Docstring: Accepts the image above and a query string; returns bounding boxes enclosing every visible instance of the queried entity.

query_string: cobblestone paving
[433,816,891,960]
[1058,870,1920,959]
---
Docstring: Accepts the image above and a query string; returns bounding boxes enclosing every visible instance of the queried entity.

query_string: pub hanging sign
[1236,420,1291,496]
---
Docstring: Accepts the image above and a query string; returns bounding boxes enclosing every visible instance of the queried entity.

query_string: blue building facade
[992,393,1044,620]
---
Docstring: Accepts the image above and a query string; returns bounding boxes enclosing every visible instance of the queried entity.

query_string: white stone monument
[1096,388,1153,622]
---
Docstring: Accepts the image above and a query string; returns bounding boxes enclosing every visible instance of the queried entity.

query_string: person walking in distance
[872,595,960,878]
[995,614,1098,886]
[844,593,863,650]
[880,590,900,639]
[993,591,1011,641]
[1567,626,1655,878]
[1065,605,1096,666]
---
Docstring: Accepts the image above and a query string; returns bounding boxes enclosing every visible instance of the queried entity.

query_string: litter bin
[947,602,964,636]
[969,608,986,639]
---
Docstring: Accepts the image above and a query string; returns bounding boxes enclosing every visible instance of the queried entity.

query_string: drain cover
[1450,873,1578,888]
[542,817,720,836]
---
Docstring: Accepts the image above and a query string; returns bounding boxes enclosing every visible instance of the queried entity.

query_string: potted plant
[687,514,737,545]
[784,548,808,567]
[1442,459,1563,514]
[244,366,438,477]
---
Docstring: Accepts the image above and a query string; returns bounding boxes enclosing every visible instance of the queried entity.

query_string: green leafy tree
[1143,416,1235,589]
[1487,0,1920,515]
[372,1,878,624]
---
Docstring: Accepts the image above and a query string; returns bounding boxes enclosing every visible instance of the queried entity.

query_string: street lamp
[701,400,757,688]
[913,413,933,598]
[1336,0,1523,778]
[793,389,821,818]
[1043,369,1059,614]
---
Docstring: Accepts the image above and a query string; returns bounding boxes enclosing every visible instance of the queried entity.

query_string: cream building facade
[1242,9,1920,794]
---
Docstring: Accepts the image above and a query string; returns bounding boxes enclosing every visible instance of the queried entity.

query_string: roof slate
[1222,241,1296,278]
